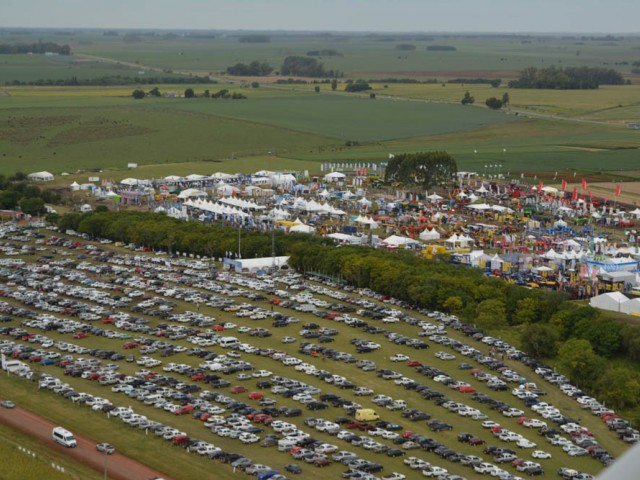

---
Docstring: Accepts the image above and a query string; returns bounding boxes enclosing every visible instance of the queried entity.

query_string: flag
[561,179,567,191]
[582,178,587,191]
[616,184,621,197]
[572,187,578,201]
[538,181,544,192]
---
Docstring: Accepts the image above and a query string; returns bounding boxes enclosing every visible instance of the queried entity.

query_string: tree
[314,86,320,93]
[148,87,161,97]
[331,78,338,91]
[369,92,376,99]
[556,338,604,389]
[520,323,559,358]
[595,367,640,409]
[384,151,457,189]
[345,82,372,93]
[485,97,503,109]
[281,56,327,77]
[443,296,463,315]
[132,89,145,99]
[461,91,475,105]
[574,317,623,357]
[514,297,539,325]
[502,92,510,106]
[18,197,45,216]
[475,299,507,330]
[184,88,195,98]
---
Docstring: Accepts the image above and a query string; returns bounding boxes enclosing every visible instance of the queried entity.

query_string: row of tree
[0,42,71,55]
[5,75,213,87]
[226,60,273,76]
[384,152,458,189]
[132,88,246,99]
[508,66,625,89]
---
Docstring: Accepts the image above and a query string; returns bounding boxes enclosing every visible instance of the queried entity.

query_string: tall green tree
[461,91,475,105]
[384,151,457,189]
[557,339,604,389]
[520,323,559,358]
[475,299,507,330]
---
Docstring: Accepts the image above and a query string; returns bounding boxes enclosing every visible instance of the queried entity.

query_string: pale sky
[1,0,638,34]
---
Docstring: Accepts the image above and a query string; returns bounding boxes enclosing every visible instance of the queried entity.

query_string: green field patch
[48,121,152,147]
[159,93,516,142]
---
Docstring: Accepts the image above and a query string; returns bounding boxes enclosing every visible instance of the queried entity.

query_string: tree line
[0,42,71,55]
[508,66,625,89]
[226,61,273,76]
[6,75,214,87]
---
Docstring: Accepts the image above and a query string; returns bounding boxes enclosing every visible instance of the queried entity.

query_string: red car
[230,386,247,394]
[407,360,423,367]
[123,342,138,349]
[191,374,207,381]
[73,332,89,339]
[517,417,529,425]
[459,386,476,393]
[248,392,264,400]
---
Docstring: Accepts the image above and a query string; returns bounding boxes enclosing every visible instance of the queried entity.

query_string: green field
[0,30,639,178]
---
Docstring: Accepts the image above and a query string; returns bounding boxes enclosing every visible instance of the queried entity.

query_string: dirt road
[0,404,170,480]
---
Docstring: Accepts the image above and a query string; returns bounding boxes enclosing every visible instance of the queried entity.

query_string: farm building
[27,171,54,182]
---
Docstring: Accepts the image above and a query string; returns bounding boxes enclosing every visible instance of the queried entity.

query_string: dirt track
[0,403,171,480]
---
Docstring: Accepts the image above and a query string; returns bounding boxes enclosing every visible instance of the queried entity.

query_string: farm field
[4,30,640,79]
[0,229,633,479]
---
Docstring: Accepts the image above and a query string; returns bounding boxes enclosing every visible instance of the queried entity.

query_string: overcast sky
[2,0,638,34]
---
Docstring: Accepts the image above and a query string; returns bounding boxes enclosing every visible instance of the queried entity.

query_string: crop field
[4,30,640,80]
[0,231,633,480]
[0,29,639,178]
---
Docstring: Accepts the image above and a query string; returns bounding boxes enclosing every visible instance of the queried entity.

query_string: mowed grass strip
[0,422,102,480]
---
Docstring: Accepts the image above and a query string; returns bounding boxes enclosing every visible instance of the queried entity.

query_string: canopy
[419,228,440,241]
[382,235,421,247]
[324,172,346,181]
[178,188,208,199]
[27,171,54,182]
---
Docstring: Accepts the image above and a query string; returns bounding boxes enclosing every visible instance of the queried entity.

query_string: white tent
[327,233,363,245]
[427,193,443,202]
[324,172,346,182]
[178,188,208,199]
[184,174,207,182]
[589,292,629,313]
[630,208,640,218]
[541,186,559,194]
[164,175,184,182]
[419,228,440,241]
[475,185,489,194]
[70,181,80,191]
[120,178,140,186]
[27,171,54,182]
[382,235,421,248]
[289,224,315,234]
[466,203,492,211]
[621,298,640,315]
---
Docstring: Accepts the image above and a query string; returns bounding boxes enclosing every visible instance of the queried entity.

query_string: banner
[561,179,567,191]
[616,184,621,197]
[582,178,587,191]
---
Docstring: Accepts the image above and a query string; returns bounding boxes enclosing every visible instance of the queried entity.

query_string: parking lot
[0,223,635,480]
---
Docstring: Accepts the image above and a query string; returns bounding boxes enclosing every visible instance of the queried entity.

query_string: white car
[422,466,448,477]
[531,450,552,459]
[502,408,525,418]
[523,418,547,429]
[252,370,273,378]
[474,463,497,474]
[281,336,296,343]
[435,352,456,360]
[517,438,537,449]
[390,354,409,362]
[482,421,501,429]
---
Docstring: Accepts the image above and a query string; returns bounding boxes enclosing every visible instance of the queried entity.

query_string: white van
[218,337,239,348]
[52,427,77,448]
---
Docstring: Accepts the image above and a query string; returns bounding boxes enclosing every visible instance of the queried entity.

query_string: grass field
[0,422,101,480]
